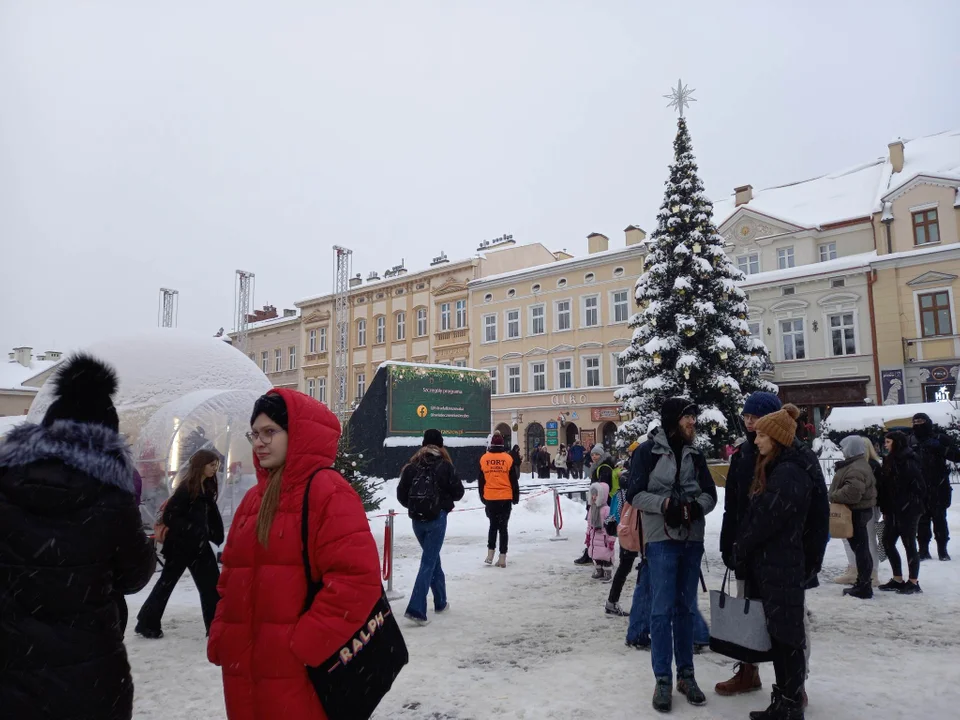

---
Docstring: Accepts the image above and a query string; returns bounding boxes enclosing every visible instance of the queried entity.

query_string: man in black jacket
[910,412,958,561]
[0,354,156,720]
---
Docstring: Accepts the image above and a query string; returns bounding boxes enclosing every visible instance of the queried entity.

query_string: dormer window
[737,253,759,275]
[913,208,940,245]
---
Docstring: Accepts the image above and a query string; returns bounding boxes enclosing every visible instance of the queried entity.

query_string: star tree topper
[664,79,696,117]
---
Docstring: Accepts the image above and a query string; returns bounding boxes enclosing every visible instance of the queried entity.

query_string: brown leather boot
[715,662,762,696]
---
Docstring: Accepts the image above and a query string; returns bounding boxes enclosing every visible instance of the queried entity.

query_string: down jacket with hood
[829,436,877,510]
[207,389,382,720]
[0,420,156,720]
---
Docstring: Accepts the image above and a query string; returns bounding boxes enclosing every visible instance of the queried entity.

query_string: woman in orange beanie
[734,404,814,719]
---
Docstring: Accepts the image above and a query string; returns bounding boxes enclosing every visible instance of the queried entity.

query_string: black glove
[689,501,704,522]
[605,519,618,537]
[664,500,684,528]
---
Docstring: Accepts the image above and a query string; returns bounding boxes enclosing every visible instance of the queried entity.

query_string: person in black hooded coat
[909,412,959,560]
[0,354,156,720]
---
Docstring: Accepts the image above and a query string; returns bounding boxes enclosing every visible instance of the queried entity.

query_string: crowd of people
[0,352,955,720]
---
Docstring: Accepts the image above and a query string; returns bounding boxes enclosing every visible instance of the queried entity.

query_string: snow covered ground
[125,478,960,719]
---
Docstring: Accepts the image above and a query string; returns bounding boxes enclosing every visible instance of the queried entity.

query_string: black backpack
[407,461,442,521]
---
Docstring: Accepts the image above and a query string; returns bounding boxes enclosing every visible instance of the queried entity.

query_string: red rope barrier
[553,491,564,531]
[382,522,392,581]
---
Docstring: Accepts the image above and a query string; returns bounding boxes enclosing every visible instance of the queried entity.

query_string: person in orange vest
[479,432,520,567]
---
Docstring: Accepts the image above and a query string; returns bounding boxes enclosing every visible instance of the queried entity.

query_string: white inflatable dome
[28,329,273,521]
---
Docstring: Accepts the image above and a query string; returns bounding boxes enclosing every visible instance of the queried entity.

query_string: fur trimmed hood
[0,419,135,493]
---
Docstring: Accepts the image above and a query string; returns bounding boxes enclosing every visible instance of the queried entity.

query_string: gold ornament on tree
[653,352,662,365]
[685,328,695,337]
[693,242,701,254]
[683,367,690,379]
[719,350,728,360]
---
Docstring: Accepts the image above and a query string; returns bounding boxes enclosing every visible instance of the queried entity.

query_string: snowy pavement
[125,481,960,719]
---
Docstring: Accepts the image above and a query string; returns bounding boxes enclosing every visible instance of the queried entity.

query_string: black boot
[574,549,592,565]
[919,546,932,561]
[749,685,783,720]
[938,542,950,561]
[843,582,873,599]
[652,676,672,713]
[676,667,706,706]
[777,690,806,719]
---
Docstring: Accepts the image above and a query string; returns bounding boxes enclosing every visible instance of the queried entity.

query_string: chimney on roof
[625,225,647,246]
[587,233,609,254]
[349,273,362,289]
[246,305,278,323]
[283,309,297,318]
[12,347,32,367]
[888,140,905,174]
[735,184,753,207]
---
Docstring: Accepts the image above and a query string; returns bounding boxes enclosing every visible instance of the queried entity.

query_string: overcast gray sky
[2,0,958,353]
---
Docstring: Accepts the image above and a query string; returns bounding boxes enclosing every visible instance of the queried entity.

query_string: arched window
[356,319,366,347]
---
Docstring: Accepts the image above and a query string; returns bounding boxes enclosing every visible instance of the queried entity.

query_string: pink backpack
[617,502,642,552]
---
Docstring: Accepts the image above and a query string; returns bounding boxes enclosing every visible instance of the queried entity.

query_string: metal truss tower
[332,246,352,420]
[234,270,255,356]
[158,288,179,328]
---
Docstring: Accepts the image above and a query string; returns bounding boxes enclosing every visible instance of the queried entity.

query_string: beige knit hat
[754,403,800,447]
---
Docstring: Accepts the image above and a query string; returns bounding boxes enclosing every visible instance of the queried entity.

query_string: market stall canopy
[822,402,960,434]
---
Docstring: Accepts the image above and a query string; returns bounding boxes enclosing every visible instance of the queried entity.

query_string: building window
[583,295,599,327]
[375,316,385,344]
[307,378,316,398]
[737,253,760,275]
[556,300,571,331]
[488,368,497,395]
[819,242,837,261]
[532,283,541,293]
[531,304,545,335]
[454,359,467,367]
[319,327,327,353]
[532,362,546,392]
[484,293,493,303]
[456,300,467,329]
[612,353,627,386]
[831,278,845,288]
[584,356,600,387]
[440,303,451,331]
[357,319,366,347]
[913,208,940,245]
[777,247,795,270]
[782,286,795,296]
[317,377,326,403]
[557,359,572,389]
[613,267,624,278]
[506,309,520,339]
[829,312,857,356]
[356,373,366,400]
[416,308,427,337]
[248,353,255,362]
[308,329,317,354]
[558,278,567,288]
[613,290,629,323]
[780,318,805,360]
[919,291,952,337]
[507,365,521,394]
[261,351,268,373]
[584,272,595,283]
[748,321,761,338]
[507,288,516,298]
[274,349,283,373]
[483,314,497,343]
[289,346,297,370]
[396,312,405,341]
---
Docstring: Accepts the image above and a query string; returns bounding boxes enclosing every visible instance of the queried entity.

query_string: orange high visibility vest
[480,452,514,501]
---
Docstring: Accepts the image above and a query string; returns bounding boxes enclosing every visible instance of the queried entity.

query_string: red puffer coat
[207,389,382,720]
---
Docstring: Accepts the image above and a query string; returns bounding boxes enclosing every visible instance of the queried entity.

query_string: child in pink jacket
[587,482,616,581]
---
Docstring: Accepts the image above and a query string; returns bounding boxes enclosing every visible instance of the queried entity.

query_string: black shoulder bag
[300,470,409,719]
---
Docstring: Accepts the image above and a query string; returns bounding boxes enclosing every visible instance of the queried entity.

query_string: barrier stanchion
[384,508,404,601]
[550,488,568,541]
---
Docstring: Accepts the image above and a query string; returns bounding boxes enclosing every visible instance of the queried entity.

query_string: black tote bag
[300,471,409,719]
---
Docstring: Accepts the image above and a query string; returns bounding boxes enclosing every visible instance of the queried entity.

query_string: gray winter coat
[631,427,717,544]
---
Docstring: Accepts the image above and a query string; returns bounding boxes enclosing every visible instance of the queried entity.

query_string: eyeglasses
[246,428,283,445]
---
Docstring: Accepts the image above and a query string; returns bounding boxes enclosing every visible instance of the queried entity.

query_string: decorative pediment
[303,309,331,324]
[479,354,499,363]
[501,352,523,360]
[548,344,576,353]
[882,174,960,204]
[577,342,604,350]
[907,270,958,287]
[770,299,809,313]
[719,208,806,247]
[431,278,469,296]
[817,292,860,306]
[523,347,548,357]
[605,338,630,348]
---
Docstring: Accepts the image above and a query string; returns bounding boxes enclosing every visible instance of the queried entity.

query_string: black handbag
[300,471,409,719]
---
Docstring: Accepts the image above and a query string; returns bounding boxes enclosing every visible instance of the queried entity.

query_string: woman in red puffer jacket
[207,389,382,719]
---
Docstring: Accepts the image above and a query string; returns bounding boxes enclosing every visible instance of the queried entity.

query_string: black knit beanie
[251,392,289,430]
[42,353,120,432]
[422,428,443,448]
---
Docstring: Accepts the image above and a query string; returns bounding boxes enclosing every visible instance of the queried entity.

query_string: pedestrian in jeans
[479,431,520,568]
[878,431,925,593]
[397,429,465,625]
[829,436,877,599]
[631,398,717,713]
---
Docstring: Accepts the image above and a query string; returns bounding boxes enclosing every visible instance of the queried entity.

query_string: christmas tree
[616,112,776,454]
[336,429,383,511]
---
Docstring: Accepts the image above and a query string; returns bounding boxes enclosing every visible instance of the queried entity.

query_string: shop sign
[546,421,558,429]
[546,436,558,446]
[930,366,951,382]
[591,406,621,422]
[551,393,587,406]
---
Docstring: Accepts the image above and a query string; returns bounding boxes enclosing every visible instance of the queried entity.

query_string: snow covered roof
[712,128,960,229]
[0,358,60,393]
[739,252,876,287]
[379,360,489,374]
[470,243,645,286]
[822,402,959,433]
[227,314,300,338]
